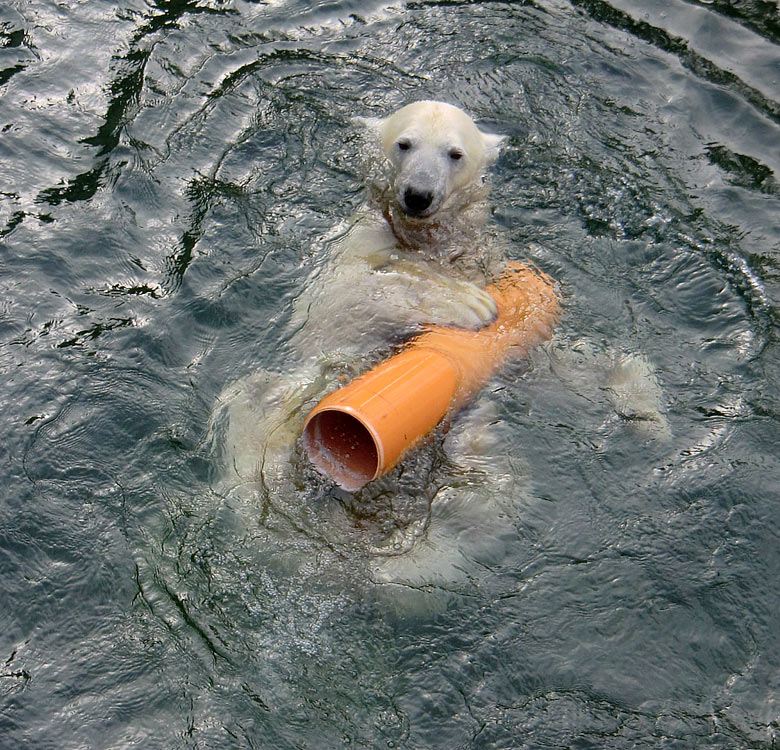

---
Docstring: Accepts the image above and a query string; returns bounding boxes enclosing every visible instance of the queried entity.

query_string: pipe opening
[303,409,379,491]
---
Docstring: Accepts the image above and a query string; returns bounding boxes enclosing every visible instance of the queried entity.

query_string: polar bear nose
[402,187,434,215]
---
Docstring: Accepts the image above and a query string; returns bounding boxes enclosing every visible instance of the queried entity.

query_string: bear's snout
[394,156,446,218]
[402,187,434,216]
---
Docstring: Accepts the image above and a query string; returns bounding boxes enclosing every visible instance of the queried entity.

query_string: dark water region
[1,0,779,747]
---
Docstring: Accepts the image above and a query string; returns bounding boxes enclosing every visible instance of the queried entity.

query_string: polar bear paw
[606,352,672,439]
[424,278,498,330]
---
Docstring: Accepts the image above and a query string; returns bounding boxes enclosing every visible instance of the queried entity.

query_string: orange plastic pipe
[302,263,560,491]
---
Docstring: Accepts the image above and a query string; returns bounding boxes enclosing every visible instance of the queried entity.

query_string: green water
[1,0,779,747]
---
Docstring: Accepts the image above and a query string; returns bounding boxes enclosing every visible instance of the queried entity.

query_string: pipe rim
[302,406,384,491]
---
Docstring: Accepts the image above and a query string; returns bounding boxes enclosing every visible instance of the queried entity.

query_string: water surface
[1,0,779,747]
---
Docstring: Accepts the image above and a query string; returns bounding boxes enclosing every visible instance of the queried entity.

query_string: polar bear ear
[351,115,384,133]
[481,131,507,164]
[351,116,387,150]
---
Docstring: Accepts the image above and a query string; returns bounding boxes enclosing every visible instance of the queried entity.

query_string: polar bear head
[359,101,505,221]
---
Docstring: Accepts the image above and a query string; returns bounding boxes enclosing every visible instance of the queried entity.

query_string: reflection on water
[1,0,778,747]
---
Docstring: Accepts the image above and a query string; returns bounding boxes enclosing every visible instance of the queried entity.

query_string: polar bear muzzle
[402,186,435,216]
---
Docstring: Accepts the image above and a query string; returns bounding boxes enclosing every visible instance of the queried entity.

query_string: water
[1,0,779,747]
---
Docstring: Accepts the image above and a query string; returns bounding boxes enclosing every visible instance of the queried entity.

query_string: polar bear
[211,101,668,612]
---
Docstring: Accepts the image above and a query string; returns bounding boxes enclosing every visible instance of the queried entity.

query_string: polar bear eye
[448,148,464,161]
[396,139,412,152]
